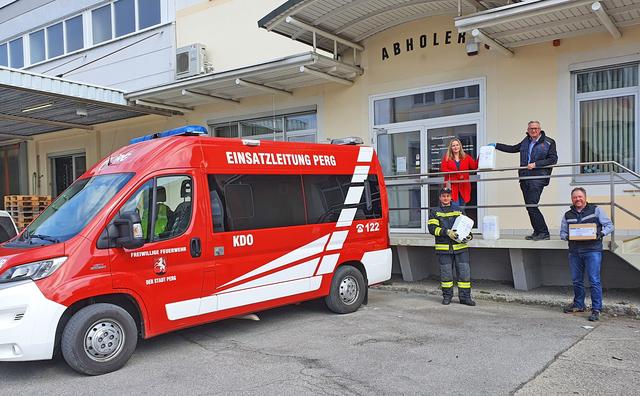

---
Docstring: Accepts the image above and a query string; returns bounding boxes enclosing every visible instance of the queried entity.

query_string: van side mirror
[114,211,145,250]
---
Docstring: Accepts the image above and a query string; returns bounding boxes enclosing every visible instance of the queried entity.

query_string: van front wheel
[325,265,366,314]
[61,303,138,375]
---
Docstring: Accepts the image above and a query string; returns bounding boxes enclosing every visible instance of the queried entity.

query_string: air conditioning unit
[175,44,208,79]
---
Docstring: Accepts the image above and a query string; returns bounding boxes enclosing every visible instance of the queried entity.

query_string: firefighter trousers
[439,250,471,297]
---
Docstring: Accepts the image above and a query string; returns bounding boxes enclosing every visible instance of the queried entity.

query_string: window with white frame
[0,0,162,68]
[0,43,7,66]
[575,63,639,174]
[210,111,318,143]
[8,37,23,68]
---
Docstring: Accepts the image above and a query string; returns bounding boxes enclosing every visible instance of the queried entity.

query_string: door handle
[190,237,201,258]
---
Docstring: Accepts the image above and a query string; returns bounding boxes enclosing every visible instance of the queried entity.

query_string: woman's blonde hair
[445,138,467,160]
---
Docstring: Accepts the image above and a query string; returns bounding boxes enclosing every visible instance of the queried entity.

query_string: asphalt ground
[1,289,638,395]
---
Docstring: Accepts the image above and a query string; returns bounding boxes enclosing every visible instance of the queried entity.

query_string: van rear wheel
[61,303,138,375]
[325,265,366,314]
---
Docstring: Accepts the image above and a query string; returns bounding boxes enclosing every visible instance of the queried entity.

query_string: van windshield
[8,173,133,246]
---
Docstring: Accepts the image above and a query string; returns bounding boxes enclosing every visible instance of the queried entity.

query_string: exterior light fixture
[21,102,53,113]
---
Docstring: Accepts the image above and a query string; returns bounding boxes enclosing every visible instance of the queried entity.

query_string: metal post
[610,171,616,249]
[312,31,317,52]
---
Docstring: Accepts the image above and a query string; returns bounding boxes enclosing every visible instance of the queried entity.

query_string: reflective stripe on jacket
[427,204,468,254]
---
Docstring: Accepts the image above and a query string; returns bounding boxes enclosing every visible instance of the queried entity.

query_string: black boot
[442,288,453,305]
[459,288,476,306]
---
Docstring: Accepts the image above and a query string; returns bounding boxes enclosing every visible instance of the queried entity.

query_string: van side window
[303,174,383,224]
[120,176,192,242]
[207,174,305,232]
[155,176,192,241]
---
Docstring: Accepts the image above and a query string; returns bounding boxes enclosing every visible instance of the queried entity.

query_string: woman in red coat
[440,138,478,206]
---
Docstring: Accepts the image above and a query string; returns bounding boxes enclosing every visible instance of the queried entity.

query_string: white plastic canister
[482,215,500,240]
[478,145,496,169]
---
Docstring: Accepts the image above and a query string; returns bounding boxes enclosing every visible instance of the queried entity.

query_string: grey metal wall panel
[0,0,105,40]
[25,24,176,91]
[0,0,55,25]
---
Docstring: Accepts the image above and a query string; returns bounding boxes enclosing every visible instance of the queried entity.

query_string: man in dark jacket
[560,187,613,322]
[491,121,558,240]
[427,187,475,306]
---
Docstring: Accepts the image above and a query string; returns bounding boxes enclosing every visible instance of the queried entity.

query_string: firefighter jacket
[427,204,468,254]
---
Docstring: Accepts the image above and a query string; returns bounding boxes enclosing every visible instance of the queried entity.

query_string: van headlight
[0,257,68,282]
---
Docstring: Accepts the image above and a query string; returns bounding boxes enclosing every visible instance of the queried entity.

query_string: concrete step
[620,235,640,253]
[391,233,595,250]
[611,250,640,272]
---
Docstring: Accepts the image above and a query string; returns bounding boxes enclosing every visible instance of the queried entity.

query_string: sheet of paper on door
[396,156,407,173]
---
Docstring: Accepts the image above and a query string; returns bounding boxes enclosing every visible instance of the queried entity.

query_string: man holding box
[560,187,614,321]
[428,187,475,306]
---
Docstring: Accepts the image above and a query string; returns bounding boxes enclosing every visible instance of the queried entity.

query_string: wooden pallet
[3,195,51,231]
[4,195,50,203]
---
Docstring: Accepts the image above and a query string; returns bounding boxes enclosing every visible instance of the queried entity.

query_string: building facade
[1,0,639,285]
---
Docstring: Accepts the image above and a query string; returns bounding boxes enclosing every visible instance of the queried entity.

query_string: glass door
[426,123,479,226]
[376,126,425,232]
[50,153,86,197]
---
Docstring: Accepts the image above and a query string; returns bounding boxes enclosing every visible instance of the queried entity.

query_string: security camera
[466,42,479,56]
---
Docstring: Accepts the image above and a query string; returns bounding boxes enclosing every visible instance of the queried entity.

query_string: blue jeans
[568,251,602,311]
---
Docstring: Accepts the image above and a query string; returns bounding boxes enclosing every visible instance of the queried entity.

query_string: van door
[201,173,323,315]
[108,170,205,334]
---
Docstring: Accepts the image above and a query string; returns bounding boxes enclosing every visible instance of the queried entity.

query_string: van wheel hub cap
[339,276,359,305]
[84,319,125,362]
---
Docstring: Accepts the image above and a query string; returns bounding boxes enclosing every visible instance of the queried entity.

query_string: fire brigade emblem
[153,257,167,275]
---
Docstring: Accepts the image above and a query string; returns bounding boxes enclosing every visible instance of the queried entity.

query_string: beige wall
[176,0,310,72]
[27,11,640,231]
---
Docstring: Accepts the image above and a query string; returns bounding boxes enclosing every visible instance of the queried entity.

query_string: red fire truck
[0,126,391,375]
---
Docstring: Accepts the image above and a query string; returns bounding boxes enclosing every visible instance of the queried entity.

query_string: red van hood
[0,243,66,273]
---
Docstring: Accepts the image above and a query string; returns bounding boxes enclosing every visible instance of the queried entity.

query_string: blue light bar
[130,125,208,144]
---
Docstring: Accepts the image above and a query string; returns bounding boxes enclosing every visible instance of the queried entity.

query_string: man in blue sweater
[560,187,614,321]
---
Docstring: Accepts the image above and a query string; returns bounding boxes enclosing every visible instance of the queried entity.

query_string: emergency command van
[0,126,391,375]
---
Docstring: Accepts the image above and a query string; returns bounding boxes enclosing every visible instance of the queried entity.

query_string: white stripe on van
[326,230,349,250]
[316,253,340,275]
[166,276,323,320]
[220,234,330,288]
[336,208,357,227]
[222,258,320,293]
[357,146,374,163]
[351,165,370,183]
[344,186,364,205]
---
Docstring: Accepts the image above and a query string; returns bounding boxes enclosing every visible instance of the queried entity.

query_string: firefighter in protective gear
[427,187,476,306]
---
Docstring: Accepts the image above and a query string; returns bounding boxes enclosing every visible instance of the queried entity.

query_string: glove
[487,143,496,148]
[463,233,473,243]
[446,229,459,241]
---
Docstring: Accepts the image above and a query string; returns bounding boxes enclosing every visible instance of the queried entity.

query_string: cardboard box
[569,223,597,240]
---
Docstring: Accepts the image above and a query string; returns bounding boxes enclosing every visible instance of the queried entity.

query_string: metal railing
[384,161,640,249]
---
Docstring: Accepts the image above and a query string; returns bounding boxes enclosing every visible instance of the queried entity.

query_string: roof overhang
[258,1,518,54]
[455,0,640,54]
[0,66,171,142]
[126,52,363,110]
